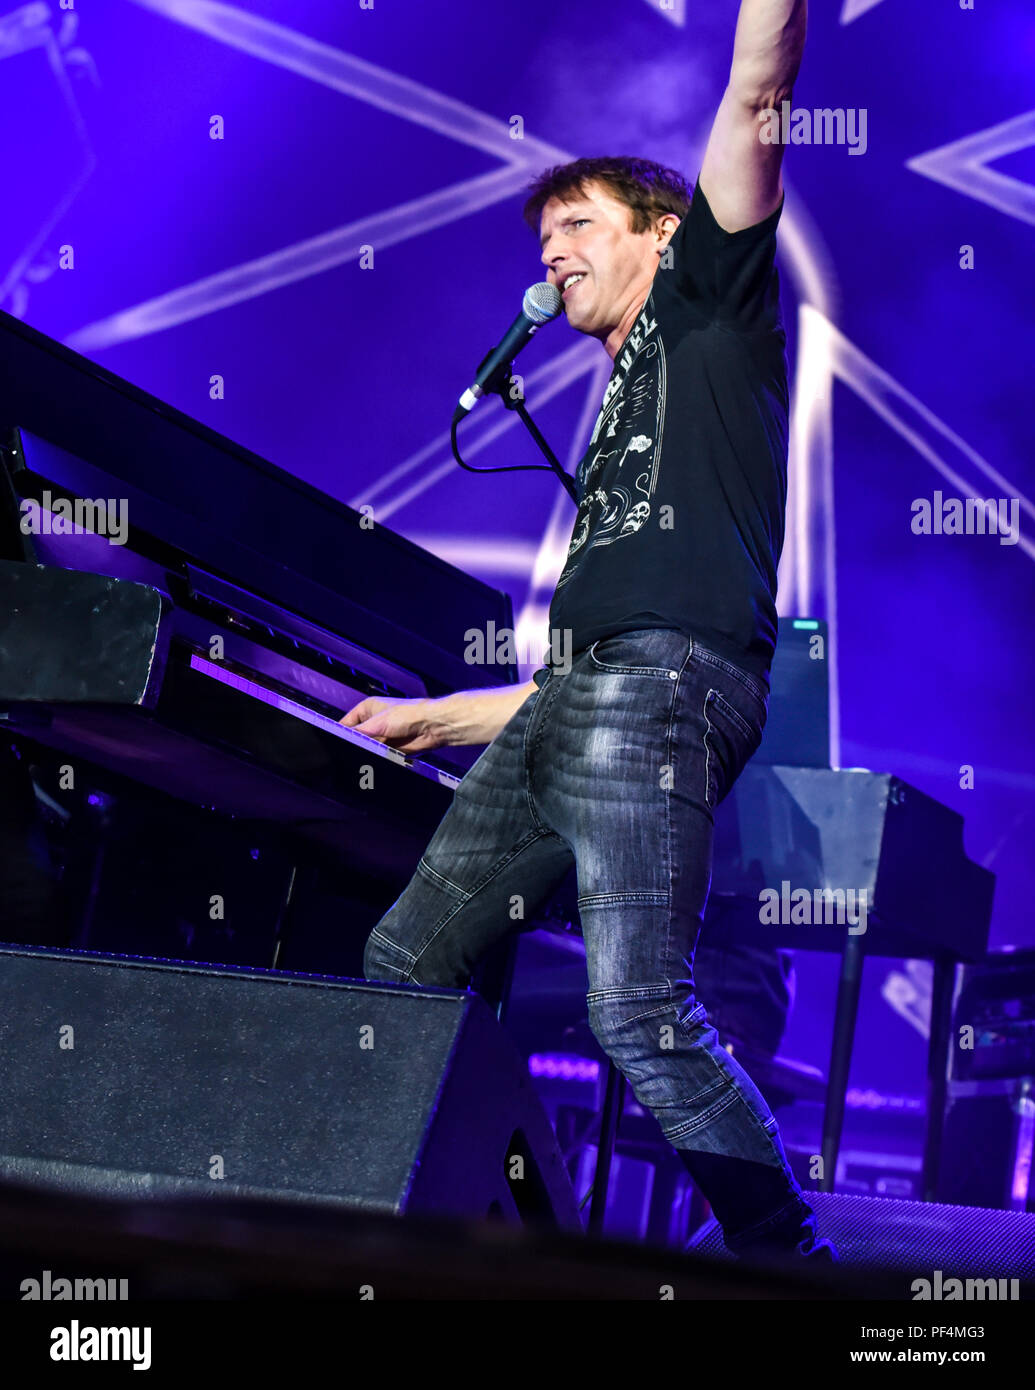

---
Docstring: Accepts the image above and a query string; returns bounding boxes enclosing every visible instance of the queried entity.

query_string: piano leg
[269,863,299,971]
[819,932,864,1192]
[63,789,114,950]
[588,1057,626,1237]
[921,957,957,1201]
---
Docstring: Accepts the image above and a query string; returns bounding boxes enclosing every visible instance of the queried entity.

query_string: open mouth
[562,273,586,300]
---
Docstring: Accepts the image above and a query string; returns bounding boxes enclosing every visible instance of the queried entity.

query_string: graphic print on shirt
[554,300,665,592]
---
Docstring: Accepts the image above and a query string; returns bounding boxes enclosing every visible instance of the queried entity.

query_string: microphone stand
[454,356,579,506]
[500,370,579,506]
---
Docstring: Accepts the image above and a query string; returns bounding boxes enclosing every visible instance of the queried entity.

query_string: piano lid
[0,308,518,697]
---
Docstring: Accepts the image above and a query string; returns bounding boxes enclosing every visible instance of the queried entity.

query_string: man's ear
[654,214,680,254]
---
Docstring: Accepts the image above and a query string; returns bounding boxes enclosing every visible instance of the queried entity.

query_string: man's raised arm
[698,0,808,233]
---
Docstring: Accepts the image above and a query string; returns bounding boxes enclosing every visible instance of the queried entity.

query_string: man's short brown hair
[522,156,693,237]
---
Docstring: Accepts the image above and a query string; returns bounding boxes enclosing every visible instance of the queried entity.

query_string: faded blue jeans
[362,629,824,1258]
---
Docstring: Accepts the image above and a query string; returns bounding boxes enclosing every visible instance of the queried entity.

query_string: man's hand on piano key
[339,696,449,754]
[341,680,538,750]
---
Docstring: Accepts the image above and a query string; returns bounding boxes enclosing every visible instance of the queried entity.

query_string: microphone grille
[523,281,563,324]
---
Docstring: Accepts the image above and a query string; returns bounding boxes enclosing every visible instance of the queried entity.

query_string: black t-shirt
[547,180,788,686]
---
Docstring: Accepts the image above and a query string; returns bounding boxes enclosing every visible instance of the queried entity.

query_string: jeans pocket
[703,689,763,809]
[587,630,687,679]
[692,646,769,729]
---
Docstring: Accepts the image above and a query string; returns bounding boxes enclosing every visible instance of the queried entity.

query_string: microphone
[454,281,562,422]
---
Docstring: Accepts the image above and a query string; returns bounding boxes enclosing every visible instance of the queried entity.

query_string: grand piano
[0,307,523,970]
[0,307,994,1206]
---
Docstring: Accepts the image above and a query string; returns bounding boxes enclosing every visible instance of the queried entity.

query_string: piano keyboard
[189,652,462,791]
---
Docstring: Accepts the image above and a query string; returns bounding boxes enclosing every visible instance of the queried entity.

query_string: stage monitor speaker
[688,1189,1035,1293]
[0,944,581,1230]
[756,617,830,767]
[937,1079,1035,1212]
[935,948,1035,1210]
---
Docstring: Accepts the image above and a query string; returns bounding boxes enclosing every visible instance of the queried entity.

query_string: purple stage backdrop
[4,2,1032,1115]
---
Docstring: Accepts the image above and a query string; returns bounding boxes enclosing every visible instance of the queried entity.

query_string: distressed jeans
[362,629,824,1258]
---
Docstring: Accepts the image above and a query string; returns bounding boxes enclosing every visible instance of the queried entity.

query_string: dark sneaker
[738,1230,840,1267]
[797,1233,839,1262]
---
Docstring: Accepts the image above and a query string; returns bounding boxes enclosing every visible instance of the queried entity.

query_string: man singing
[344,0,836,1263]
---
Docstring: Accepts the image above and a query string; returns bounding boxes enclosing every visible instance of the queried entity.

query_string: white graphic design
[787,302,1035,765]
[640,0,687,28]
[61,0,569,351]
[621,500,652,535]
[553,303,666,590]
[839,0,887,23]
[906,110,1035,227]
[0,7,98,317]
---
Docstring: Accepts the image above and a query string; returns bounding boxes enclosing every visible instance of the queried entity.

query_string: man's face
[539,180,675,343]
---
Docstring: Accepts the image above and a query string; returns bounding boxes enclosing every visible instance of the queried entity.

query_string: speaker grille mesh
[689,1190,1035,1281]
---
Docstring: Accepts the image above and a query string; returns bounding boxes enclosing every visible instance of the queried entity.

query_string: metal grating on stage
[689,1189,1035,1284]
